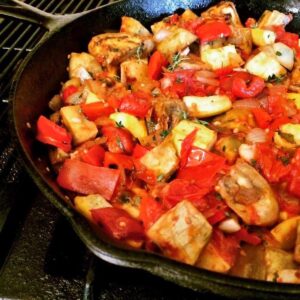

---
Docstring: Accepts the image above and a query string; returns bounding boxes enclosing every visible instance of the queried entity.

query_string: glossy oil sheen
[10,0,300,298]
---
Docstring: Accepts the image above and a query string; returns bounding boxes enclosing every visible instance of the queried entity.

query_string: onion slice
[246,128,267,144]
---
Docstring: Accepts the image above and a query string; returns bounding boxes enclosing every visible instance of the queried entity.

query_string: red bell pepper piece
[81,102,114,121]
[206,210,227,225]
[119,91,152,118]
[235,228,262,246]
[132,144,149,159]
[36,116,72,152]
[214,66,234,77]
[148,51,168,80]
[91,207,145,240]
[232,75,265,98]
[251,108,272,129]
[139,196,165,230]
[81,145,105,166]
[195,20,231,43]
[62,85,78,103]
[57,159,120,200]
[102,126,135,154]
[103,152,134,170]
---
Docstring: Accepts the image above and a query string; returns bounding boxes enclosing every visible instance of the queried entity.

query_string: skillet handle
[0,0,88,32]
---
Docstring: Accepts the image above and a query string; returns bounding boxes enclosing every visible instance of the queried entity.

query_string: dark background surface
[0,1,230,299]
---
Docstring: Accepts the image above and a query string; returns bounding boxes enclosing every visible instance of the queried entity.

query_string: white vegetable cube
[140,140,179,179]
[183,95,232,118]
[157,28,198,60]
[147,200,212,265]
[275,269,300,284]
[74,194,112,222]
[85,90,102,104]
[60,105,98,145]
[251,28,276,46]
[172,120,217,155]
[245,51,286,80]
[201,44,243,70]
[120,59,148,84]
[273,42,294,70]
[69,52,102,79]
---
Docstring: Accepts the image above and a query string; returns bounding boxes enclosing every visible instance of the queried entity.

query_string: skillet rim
[9,0,300,298]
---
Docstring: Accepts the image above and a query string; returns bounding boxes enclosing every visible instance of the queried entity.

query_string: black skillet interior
[10,0,300,298]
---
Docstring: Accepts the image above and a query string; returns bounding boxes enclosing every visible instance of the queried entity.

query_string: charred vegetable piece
[216,160,279,226]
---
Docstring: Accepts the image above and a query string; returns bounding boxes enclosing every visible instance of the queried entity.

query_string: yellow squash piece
[183,95,232,118]
[196,241,232,273]
[251,28,276,46]
[60,105,98,145]
[271,216,300,250]
[74,194,112,222]
[109,112,147,142]
[287,93,300,109]
[245,51,286,80]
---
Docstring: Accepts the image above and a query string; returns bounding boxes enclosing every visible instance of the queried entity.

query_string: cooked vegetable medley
[36,1,300,283]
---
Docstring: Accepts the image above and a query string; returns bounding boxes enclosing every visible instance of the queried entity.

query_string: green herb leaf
[160,130,170,138]
[116,121,124,128]
[197,119,210,126]
[276,51,282,56]
[168,52,186,71]
[279,156,290,166]
[267,74,285,84]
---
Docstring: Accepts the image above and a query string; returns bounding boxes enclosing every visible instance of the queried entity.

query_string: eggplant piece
[216,160,279,226]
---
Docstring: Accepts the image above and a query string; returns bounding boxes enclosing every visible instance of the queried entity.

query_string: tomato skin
[57,159,120,200]
[62,85,78,103]
[234,228,262,246]
[251,108,272,129]
[81,145,105,166]
[81,102,114,121]
[102,126,135,154]
[91,207,145,240]
[148,51,168,80]
[180,128,198,168]
[210,229,240,266]
[195,20,231,43]
[255,143,291,183]
[132,144,149,159]
[139,196,165,230]
[36,116,72,152]
[119,91,151,118]
[232,75,265,98]
[163,179,209,210]
[288,149,300,198]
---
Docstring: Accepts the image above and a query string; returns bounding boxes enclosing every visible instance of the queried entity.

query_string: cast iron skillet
[1,0,300,298]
